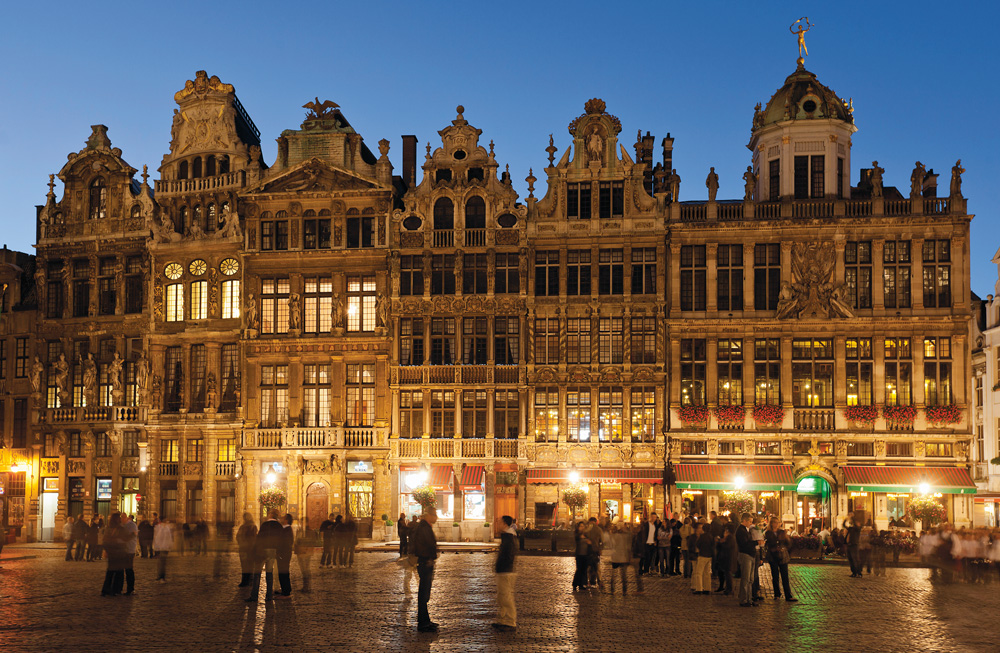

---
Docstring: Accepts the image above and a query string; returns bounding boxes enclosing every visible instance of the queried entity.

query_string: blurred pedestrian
[138,516,154,558]
[119,513,138,595]
[411,507,439,632]
[715,522,736,595]
[491,515,517,632]
[692,522,714,595]
[86,516,100,562]
[236,513,258,588]
[736,513,757,607]
[293,514,313,593]
[331,515,345,568]
[341,514,358,568]
[586,517,604,590]
[275,513,294,598]
[397,513,409,557]
[572,522,589,591]
[63,516,75,561]
[764,517,796,602]
[100,513,128,597]
[72,514,88,561]
[319,513,335,568]
[153,518,175,582]
[609,522,643,595]
[247,508,283,603]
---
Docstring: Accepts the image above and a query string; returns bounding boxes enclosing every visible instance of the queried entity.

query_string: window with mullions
[567,182,591,219]
[303,212,332,250]
[567,389,591,443]
[347,276,376,332]
[680,339,706,406]
[125,256,144,314]
[122,431,139,457]
[846,338,873,406]
[164,346,183,413]
[792,339,834,407]
[534,387,559,442]
[494,317,519,365]
[768,159,780,201]
[844,241,872,310]
[15,338,28,378]
[535,250,559,296]
[567,250,591,296]
[47,261,65,318]
[883,240,911,309]
[631,317,656,365]
[429,318,456,365]
[219,344,239,411]
[599,317,623,365]
[717,339,743,406]
[71,341,88,407]
[923,337,952,406]
[186,438,204,463]
[12,398,27,448]
[679,246,706,310]
[190,344,207,411]
[73,260,90,318]
[494,390,519,439]
[597,181,624,219]
[259,364,288,427]
[98,258,116,315]
[566,318,590,365]
[221,279,240,320]
[630,387,656,443]
[462,390,488,438]
[97,340,116,407]
[89,177,107,219]
[925,442,953,458]
[68,431,84,458]
[165,283,183,322]
[190,280,208,320]
[631,248,656,295]
[260,278,290,334]
[793,155,824,199]
[754,339,781,405]
[599,249,624,295]
[884,337,912,406]
[463,254,487,295]
[534,317,559,365]
[462,317,488,364]
[303,278,333,333]
[345,364,373,426]
[399,390,423,438]
[754,244,781,311]
[922,239,951,308]
[431,255,455,295]
[430,390,455,438]
[400,255,424,296]
[717,245,743,311]
[399,318,424,365]
[598,387,624,443]
[217,437,236,462]
[494,253,519,294]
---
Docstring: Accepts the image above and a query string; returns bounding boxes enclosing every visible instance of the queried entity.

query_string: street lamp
[919,482,931,496]
[734,476,745,490]
[569,470,580,484]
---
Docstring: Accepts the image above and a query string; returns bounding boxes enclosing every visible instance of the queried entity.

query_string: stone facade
[971,248,1000,526]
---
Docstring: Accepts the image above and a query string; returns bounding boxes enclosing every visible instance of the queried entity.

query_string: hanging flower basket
[843,404,878,425]
[907,496,947,527]
[882,404,917,425]
[720,490,755,520]
[752,404,785,427]
[411,486,437,512]
[714,405,746,425]
[924,405,963,425]
[259,486,286,511]
[678,405,709,426]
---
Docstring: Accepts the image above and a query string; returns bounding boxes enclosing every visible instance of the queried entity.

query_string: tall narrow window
[598,387,623,442]
[98,258,116,315]
[430,390,455,438]
[13,398,27,448]
[599,249,624,295]
[717,244,743,311]
[631,248,656,295]
[754,244,781,311]
[494,317,519,365]
[190,280,207,320]
[792,339,834,407]
[494,390,519,439]
[125,256,144,314]
[845,338,873,406]
[346,364,374,426]
[883,240,911,309]
[429,318,456,365]
[922,239,951,308]
[186,438,204,463]
[794,155,825,199]
[599,317,623,365]
[567,183,591,219]
[0,340,6,380]
[400,255,424,296]
[679,246,706,310]
[221,279,240,319]
[494,253,519,294]
[465,196,486,230]
[261,278,290,334]
[346,211,374,248]
[190,344,207,411]
[754,339,781,405]
[567,251,591,296]
[89,178,107,219]
[534,317,559,365]
[680,339,706,406]
[717,339,743,406]
[462,390,488,438]
[165,284,184,322]
[47,261,65,318]
[14,338,28,378]
[220,344,238,411]
[303,277,332,333]
[923,337,952,406]
[399,390,423,438]
[768,159,780,201]
[73,260,91,318]
[462,317,488,364]
[259,364,288,427]
[844,242,872,309]
[431,255,455,295]
[534,251,559,297]
[631,317,655,365]
[567,389,591,442]
[884,337,912,406]
[567,318,591,365]
[347,276,376,332]
[630,387,656,443]
[463,254,487,295]
[399,318,424,365]
[164,346,183,413]
[533,387,558,442]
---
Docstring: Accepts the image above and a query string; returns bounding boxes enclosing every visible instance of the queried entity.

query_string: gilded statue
[790,17,813,63]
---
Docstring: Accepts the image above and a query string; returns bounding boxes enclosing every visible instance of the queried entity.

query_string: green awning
[843,466,977,495]
[675,464,796,492]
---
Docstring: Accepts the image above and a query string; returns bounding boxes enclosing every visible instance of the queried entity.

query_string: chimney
[661,133,674,173]
[402,135,418,186]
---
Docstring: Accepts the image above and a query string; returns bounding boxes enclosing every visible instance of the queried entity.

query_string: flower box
[714,405,746,426]
[752,404,785,427]
[881,404,917,426]
[843,404,878,425]
[678,405,710,426]
[924,404,963,426]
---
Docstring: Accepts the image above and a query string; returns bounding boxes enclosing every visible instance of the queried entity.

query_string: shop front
[674,463,797,525]
[974,494,1000,528]
[525,468,664,526]
[398,465,454,521]
[842,465,978,530]
[795,476,833,534]
[459,465,486,522]
[346,460,375,537]
[493,465,519,536]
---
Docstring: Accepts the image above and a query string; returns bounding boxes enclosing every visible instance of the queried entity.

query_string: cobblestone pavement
[1,548,997,652]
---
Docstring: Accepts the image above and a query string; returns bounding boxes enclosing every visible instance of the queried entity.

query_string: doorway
[41,492,58,541]
[306,483,328,533]
[796,476,832,534]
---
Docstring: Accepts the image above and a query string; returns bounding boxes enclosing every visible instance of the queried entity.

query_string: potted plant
[907,495,947,531]
[678,404,710,427]
[382,513,395,541]
[259,486,286,515]
[453,521,461,542]
[924,404,963,426]
[714,404,746,428]
[752,404,785,428]
[482,521,492,542]
[562,487,589,523]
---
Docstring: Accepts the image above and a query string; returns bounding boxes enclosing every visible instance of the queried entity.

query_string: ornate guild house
[0,44,981,542]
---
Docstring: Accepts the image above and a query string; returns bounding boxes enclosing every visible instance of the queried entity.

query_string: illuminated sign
[349,461,371,475]
[96,479,113,500]
[44,478,59,492]
[69,478,85,500]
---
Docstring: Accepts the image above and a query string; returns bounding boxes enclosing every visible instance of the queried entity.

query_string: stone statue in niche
[82,353,98,406]
[586,126,603,165]
[245,292,259,331]
[288,293,301,331]
[205,372,218,412]
[331,293,345,329]
[218,204,243,239]
[376,293,390,328]
[108,351,124,404]
[136,351,150,403]
[910,161,925,197]
[30,356,44,395]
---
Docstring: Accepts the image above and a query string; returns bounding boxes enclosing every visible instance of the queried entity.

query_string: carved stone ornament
[68,459,86,474]
[94,458,112,474]
[305,459,327,474]
[42,460,61,475]
[775,242,855,320]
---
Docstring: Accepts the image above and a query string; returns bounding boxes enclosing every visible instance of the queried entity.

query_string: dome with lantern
[752,62,854,132]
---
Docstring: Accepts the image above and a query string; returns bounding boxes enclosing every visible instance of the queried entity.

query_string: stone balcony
[154,170,245,195]
[41,406,147,426]
[674,195,961,224]
[241,425,388,450]
[393,437,524,460]
[395,364,520,385]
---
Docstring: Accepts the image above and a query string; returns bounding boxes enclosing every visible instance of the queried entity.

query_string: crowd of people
[919,525,1000,584]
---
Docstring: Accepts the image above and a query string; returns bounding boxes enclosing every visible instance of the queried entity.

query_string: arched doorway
[796,475,832,534]
[305,483,329,534]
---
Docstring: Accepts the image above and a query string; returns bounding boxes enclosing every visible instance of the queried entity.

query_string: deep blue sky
[2,2,997,295]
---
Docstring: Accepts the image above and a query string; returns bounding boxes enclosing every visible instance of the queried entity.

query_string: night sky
[2,2,996,294]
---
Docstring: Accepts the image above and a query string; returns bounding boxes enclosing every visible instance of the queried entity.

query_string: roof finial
[47,174,56,196]
[425,142,432,159]
[526,168,536,198]
[141,165,149,186]
[545,134,557,167]
[489,139,495,157]
[790,17,813,67]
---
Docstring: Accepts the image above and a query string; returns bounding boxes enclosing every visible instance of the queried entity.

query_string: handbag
[778,546,791,565]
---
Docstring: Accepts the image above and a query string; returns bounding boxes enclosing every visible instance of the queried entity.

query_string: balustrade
[494,439,519,458]
[159,462,178,476]
[216,461,236,476]
[433,230,454,247]
[464,229,486,247]
[793,409,836,431]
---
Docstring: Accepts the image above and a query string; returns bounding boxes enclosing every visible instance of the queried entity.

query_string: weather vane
[790,17,813,66]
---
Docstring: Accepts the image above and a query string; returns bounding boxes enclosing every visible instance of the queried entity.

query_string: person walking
[292,514,313,593]
[341,514,358,568]
[735,513,758,607]
[319,513,335,568]
[236,513,258,588]
[681,517,695,578]
[247,509,283,603]
[860,520,873,575]
[715,522,736,595]
[100,513,128,597]
[669,515,682,576]
[72,514,88,561]
[138,516,154,558]
[86,516,100,562]
[609,522,644,595]
[572,522,590,591]
[692,522,714,595]
[397,513,409,557]
[639,514,659,576]
[411,507,439,632]
[153,518,175,582]
[63,516,76,561]
[331,515,346,567]
[656,518,671,577]
[846,518,862,578]
[274,513,294,598]
[491,515,517,632]
[764,517,797,602]
[586,517,604,590]
[119,513,139,595]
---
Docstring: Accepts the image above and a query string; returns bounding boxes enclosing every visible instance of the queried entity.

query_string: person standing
[100,513,127,597]
[572,522,590,591]
[411,507,439,632]
[138,516,154,558]
[692,522,714,595]
[292,514,313,593]
[609,522,643,595]
[586,517,604,590]
[319,513,335,568]
[491,515,517,632]
[669,515,683,576]
[86,516,100,562]
[715,522,736,595]
[397,513,409,557]
[153,518,175,582]
[735,513,758,607]
[72,514,89,561]
[274,513,294,598]
[236,513,258,588]
[681,517,695,578]
[764,517,797,602]
[63,516,75,561]
[342,514,358,568]
[656,518,671,577]
[247,509,283,603]
[846,518,862,578]
[119,513,139,595]
[331,515,346,568]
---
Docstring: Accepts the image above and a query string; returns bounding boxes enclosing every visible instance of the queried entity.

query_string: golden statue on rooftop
[790,17,813,65]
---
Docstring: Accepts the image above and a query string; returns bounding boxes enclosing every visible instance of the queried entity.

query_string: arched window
[89,178,107,220]
[433,197,454,230]
[130,204,142,219]
[192,157,202,178]
[465,196,486,230]
[207,203,217,232]
[193,205,203,231]
[219,155,230,174]
[177,160,188,180]
[205,156,216,177]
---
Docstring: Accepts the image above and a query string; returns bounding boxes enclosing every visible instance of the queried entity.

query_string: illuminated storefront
[842,466,977,529]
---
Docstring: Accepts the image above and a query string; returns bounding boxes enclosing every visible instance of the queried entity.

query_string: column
[706,338,718,408]
[912,238,925,309]
[706,243,718,312]
[742,336,755,407]
[669,244,681,317]
[743,244,754,312]
[872,240,885,311]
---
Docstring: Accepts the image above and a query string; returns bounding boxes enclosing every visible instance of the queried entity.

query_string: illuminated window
[347,276,376,332]
[630,387,656,443]
[923,337,952,406]
[845,338,873,406]
[598,387,623,442]
[190,280,207,320]
[261,278,290,334]
[792,339,834,407]
[186,438,204,463]
[567,389,591,443]
[534,387,559,442]
[165,284,184,322]
[303,277,332,333]
[884,337,912,406]
[303,364,331,427]
[680,339,706,406]
[221,279,240,319]
[259,365,288,427]
[345,364,374,426]
[217,438,236,462]
[754,339,781,405]
[399,390,423,438]
[717,339,743,406]
[925,442,953,458]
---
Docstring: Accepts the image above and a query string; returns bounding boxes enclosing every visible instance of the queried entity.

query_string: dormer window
[433,198,454,230]
[435,169,452,183]
[89,177,107,220]
[465,197,486,230]
[467,167,484,182]
[794,155,825,199]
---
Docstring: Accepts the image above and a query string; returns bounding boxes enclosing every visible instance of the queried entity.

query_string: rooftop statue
[790,17,813,65]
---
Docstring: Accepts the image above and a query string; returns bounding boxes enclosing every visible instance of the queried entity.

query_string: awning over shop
[675,464,796,491]
[974,493,1000,504]
[842,466,977,495]
[526,468,663,484]
[460,465,484,491]
[427,465,454,490]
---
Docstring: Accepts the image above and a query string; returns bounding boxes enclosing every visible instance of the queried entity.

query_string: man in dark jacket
[274,514,294,597]
[735,513,758,606]
[247,509,284,602]
[846,520,862,578]
[410,508,439,632]
[138,517,154,558]
[492,515,517,632]
[637,514,658,576]
[72,515,89,561]
[397,513,409,557]
[319,514,335,567]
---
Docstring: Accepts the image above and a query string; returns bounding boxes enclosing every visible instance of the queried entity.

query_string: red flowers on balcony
[752,404,785,426]
[678,405,710,424]
[924,404,963,425]
[881,404,917,425]
[714,405,746,424]
[843,405,878,424]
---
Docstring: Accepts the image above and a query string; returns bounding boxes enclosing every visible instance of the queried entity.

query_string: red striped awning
[427,465,454,490]
[842,466,977,495]
[460,465,484,490]
[526,468,663,484]
[675,464,795,491]
[974,493,1000,504]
